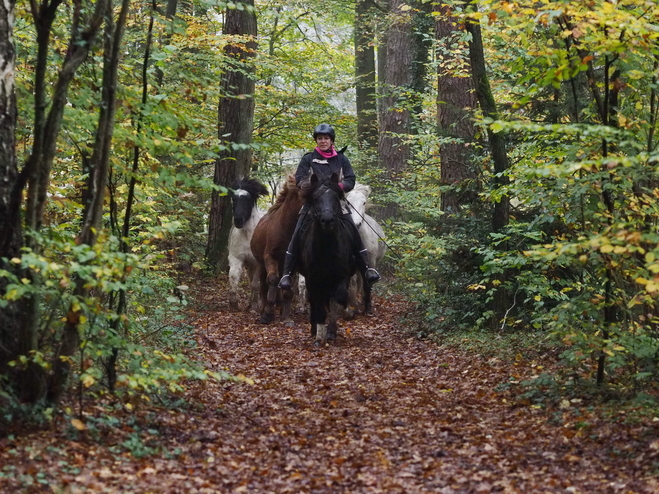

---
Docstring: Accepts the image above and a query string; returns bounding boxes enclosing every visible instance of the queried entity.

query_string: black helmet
[313,123,335,141]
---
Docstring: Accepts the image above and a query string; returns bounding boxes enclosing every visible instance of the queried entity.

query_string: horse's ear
[330,173,339,184]
[310,174,319,186]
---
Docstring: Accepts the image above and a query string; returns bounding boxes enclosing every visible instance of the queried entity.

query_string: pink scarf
[315,146,337,159]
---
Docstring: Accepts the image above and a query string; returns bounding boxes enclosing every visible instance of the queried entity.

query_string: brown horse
[250,175,304,324]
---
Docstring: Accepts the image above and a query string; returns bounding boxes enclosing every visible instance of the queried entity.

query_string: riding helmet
[313,123,335,141]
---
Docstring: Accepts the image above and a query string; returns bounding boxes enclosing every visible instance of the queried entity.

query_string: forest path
[1,277,657,493]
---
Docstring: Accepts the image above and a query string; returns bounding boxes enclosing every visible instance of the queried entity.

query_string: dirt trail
[1,280,657,493]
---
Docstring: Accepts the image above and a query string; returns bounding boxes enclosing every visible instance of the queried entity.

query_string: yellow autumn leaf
[600,244,614,253]
[71,418,86,431]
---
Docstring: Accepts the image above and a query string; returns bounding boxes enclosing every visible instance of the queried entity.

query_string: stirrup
[279,274,293,290]
[365,268,381,285]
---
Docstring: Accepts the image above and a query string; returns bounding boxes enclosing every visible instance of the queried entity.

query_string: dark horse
[250,175,304,324]
[298,173,357,345]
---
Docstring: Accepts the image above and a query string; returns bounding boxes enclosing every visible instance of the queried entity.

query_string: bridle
[310,186,341,223]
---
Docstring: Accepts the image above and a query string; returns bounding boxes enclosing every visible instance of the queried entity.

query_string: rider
[278,123,381,291]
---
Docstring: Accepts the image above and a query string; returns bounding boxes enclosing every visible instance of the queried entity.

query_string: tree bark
[464,7,509,232]
[355,0,378,158]
[378,0,413,177]
[0,0,108,402]
[435,3,479,213]
[0,0,25,381]
[49,0,131,405]
[206,1,258,271]
[464,3,511,328]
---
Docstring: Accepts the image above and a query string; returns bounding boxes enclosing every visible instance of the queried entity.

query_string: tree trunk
[435,3,479,213]
[355,0,378,158]
[155,0,178,87]
[0,0,29,386]
[464,3,511,328]
[464,10,509,232]
[0,0,108,403]
[206,1,257,271]
[378,0,413,177]
[49,0,131,405]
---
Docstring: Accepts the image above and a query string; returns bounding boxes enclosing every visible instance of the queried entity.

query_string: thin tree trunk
[206,1,257,271]
[155,0,178,87]
[464,2,510,328]
[49,0,131,404]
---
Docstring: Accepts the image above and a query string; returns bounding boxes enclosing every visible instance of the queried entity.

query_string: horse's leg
[256,265,271,323]
[308,292,325,341]
[228,255,241,311]
[342,274,358,321]
[260,254,278,324]
[248,261,261,312]
[362,275,373,315]
[327,299,342,342]
[315,323,327,346]
[281,288,295,327]
[329,280,350,341]
[295,275,307,314]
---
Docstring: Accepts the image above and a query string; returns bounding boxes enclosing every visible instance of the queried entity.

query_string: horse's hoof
[259,313,274,324]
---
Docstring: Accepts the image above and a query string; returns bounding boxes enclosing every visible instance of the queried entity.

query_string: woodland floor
[1,276,659,493]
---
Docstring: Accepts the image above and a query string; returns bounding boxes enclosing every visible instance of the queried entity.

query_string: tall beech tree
[435,3,479,212]
[206,1,258,271]
[355,0,379,156]
[0,0,109,402]
[378,0,414,176]
[0,0,21,383]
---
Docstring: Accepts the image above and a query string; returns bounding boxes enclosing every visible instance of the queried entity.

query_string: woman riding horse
[278,123,381,291]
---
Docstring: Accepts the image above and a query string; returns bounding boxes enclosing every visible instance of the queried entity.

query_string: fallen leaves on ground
[1,277,658,493]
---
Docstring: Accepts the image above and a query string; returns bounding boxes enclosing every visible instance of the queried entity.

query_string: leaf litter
[1,276,658,493]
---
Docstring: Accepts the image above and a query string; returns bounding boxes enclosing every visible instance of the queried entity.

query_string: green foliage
[4,0,364,418]
[384,0,659,398]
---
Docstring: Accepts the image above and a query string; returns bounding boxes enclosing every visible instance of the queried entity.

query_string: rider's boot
[357,249,381,285]
[278,251,296,291]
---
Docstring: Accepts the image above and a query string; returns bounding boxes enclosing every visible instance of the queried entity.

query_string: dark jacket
[294,148,356,193]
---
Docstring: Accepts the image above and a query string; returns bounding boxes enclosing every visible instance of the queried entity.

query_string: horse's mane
[268,174,297,213]
[301,177,345,201]
[233,177,269,199]
[352,182,371,198]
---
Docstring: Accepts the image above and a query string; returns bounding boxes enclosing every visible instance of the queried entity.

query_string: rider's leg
[279,207,308,291]
[343,213,381,285]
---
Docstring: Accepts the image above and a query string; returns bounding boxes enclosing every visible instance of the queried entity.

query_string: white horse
[228,178,269,311]
[344,184,386,317]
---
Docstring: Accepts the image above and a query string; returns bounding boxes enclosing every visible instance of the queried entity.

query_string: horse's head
[346,183,371,227]
[231,178,268,228]
[307,173,344,231]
